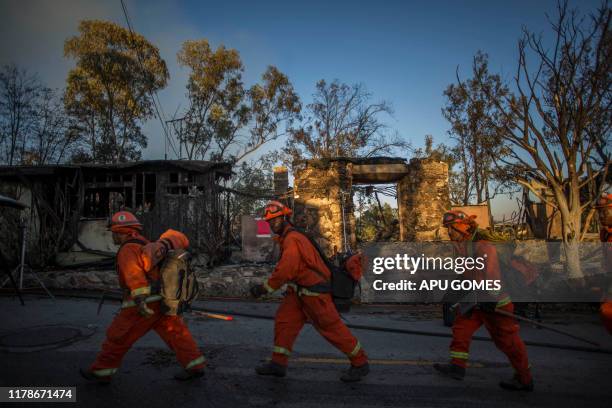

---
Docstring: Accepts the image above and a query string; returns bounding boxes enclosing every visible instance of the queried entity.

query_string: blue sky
[0,0,603,217]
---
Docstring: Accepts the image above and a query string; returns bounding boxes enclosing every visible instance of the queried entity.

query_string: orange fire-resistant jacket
[454,236,508,304]
[264,225,331,293]
[116,233,160,300]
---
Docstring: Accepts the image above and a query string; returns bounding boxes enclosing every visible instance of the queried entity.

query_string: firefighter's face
[446,225,465,242]
[112,232,128,245]
[268,216,285,234]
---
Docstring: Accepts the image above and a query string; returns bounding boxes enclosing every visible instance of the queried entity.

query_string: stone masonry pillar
[293,159,355,257]
[398,158,450,241]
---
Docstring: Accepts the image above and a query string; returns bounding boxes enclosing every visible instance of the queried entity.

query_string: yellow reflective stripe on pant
[298,288,320,297]
[348,341,362,358]
[92,368,117,377]
[450,351,469,360]
[121,295,163,308]
[185,355,206,370]
[273,346,291,356]
[496,296,512,308]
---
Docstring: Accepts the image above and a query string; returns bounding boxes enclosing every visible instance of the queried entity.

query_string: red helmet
[263,200,292,221]
[442,210,477,236]
[109,211,142,232]
[442,210,476,226]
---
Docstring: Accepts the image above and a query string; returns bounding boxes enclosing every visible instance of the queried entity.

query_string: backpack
[158,248,199,315]
[290,228,362,312]
[329,253,363,313]
[127,232,199,316]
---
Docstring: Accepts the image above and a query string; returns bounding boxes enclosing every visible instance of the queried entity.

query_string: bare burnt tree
[285,79,408,161]
[464,1,610,279]
[29,88,80,165]
[0,64,40,165]
[0,64,81,165]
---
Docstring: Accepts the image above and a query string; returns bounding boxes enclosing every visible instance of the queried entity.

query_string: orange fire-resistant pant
[90,302,205,377]
[449,302,532,384]
[601,302,612,335]
[271,289,367,367]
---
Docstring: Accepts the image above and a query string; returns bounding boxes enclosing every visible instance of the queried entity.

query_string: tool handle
[192,310,233,321]
[494,308,600,347]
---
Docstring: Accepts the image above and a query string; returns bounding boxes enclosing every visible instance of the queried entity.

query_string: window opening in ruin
[354,183,399,243]
[135,173,156,213]
[82,172,156,218]
[166,172,196,195]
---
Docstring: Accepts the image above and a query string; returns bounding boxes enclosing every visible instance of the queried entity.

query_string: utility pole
[166,116,186,160]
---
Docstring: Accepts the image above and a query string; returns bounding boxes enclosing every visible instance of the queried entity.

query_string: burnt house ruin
[0,160,231,267]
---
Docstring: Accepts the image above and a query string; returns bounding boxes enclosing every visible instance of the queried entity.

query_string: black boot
[433,363,465,380]
[340,362,370,382]
[499,375,534,392]
[79,368,111,384]
[174,369,205,381]
[255,361,287,377]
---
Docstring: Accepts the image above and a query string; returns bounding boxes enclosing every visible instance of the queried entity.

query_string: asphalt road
[0,295,611,408]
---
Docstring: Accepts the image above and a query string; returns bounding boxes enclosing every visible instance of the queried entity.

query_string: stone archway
[291,157,450,257]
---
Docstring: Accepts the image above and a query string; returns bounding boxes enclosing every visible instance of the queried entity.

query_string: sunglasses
[264,206,283,217]
[442,212,465,225]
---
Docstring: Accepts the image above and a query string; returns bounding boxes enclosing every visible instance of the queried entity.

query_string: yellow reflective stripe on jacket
[264,281,276,294]
[496,296,512,308]
[348,341,362,357]
[121,295,163,308]
[284,283,321,297]
[273,346,291,356]
[450,351,469,360]
[185,355,206,370]
[298,288,321,297]
[130,286,151,297]
[92,368,117,377]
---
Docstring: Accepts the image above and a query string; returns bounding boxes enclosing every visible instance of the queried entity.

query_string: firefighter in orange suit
[250,201,369,382]
[596,193,612,334]
[434,210,533,391]
[80,211,205,383]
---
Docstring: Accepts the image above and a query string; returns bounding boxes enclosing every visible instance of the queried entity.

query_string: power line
[119,0,179,159]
